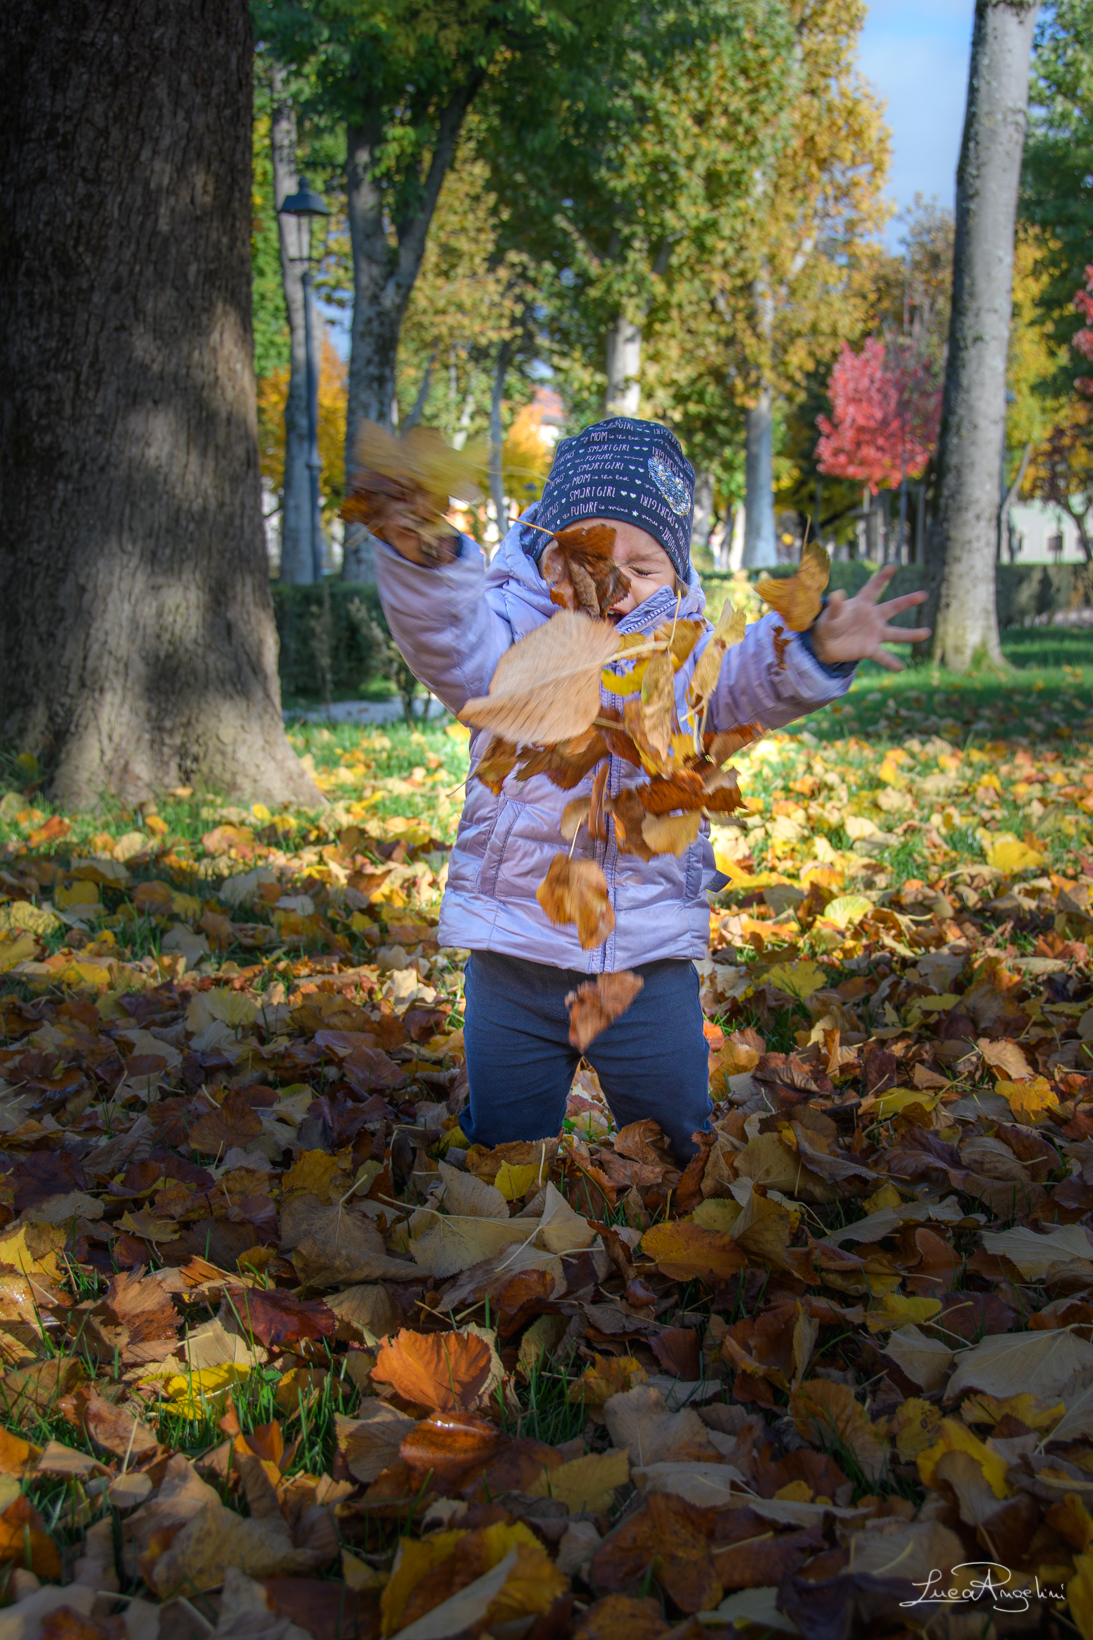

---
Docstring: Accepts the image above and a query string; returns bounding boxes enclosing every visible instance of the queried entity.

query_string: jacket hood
[483,503,706,642]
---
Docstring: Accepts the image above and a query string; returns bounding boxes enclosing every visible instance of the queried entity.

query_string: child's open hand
[810,565,931,672]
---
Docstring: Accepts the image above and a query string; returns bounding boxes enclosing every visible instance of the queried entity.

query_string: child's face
[577,518,677,619]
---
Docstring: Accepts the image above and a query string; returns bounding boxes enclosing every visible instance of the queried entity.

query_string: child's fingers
[875,590,928,617]
[856,566,899,603]
[880,624,932,645]
[870,646,906,672]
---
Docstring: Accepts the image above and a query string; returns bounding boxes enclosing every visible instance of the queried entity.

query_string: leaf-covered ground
[3,648,1093,1638]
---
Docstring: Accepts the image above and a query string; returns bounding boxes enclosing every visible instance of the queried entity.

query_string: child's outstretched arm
[368,506,513,716]
[707,565,930,731]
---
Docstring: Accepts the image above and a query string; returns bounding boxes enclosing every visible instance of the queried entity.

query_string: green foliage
[1021,0,1093,392]
[272,580,390,704]
[251,82,289,381]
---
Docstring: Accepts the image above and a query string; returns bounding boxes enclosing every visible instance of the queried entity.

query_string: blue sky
[858,0,975,242]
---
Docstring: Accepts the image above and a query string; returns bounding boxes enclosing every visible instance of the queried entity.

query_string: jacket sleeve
[372,537,514,716]
[705,610,854,731]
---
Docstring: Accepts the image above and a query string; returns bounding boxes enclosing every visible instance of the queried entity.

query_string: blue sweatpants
[460,949,712,1161]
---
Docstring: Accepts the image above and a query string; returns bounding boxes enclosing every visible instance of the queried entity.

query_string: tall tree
[928,0,1040,671]
[0,0,320,808]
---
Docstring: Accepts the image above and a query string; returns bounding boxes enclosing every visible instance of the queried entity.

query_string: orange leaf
[0,1492,61,1578]
[371,1329,493,1412]
[537,856,614,950]
[566,971,644,1051]
[756,541,830,631]
[641,1222,748,1284]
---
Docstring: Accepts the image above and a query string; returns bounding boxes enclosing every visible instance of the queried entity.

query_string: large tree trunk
[743,389,778,567]
[0,0,321,809]
[489,340,514,546]
[270,68,313,586]
[929,0,1039,670]
[605,315,643,418]
[342,88,478,580]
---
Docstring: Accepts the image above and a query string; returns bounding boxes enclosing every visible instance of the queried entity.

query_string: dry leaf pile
[4,559,1093,1632]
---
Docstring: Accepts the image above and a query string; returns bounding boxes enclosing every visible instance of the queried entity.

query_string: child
[370,418,928,1159]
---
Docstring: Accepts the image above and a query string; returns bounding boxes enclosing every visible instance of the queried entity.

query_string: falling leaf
[460,611,621,744]
[688,601,747,718]
[542,523,630,618]
[565,971,644,1050]
[641,811,702,856]
[756,542,830,631]
[537,855,615,949]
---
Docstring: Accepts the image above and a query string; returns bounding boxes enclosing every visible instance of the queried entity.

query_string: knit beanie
[535,418,695,580]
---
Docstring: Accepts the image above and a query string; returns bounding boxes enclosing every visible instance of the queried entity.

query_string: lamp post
[277,176,330,582]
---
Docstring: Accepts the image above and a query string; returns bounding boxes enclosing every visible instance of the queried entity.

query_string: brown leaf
[537,855,615,949]
[606,788,655,859]
[641,811,702,856]
[189,1089,263,1155]
[230,1287,335,1349]
[371,1328,493,1412]
[649,1327,701,1380]
[713,1525,823,1591]
[573,1596,671,1640]
[687,601,747,718]
[641,1222,747,1284]
[565,971,644,1050]
[591,1493,721,1613]
[0,1492,61,1578]
[542,523,630,618]
[474,736,518,794]
[460,611,621,744]
[756,541,830,631]
[516,728,609,789]
[789,1378,889,1483]
[637,772,707,814]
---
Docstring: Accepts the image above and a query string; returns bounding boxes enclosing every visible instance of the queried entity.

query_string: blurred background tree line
[250,0,1093,589]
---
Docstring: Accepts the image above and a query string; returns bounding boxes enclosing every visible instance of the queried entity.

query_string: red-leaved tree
[816,336,942,494]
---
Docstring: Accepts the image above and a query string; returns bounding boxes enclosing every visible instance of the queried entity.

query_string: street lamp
[278,176,330,582]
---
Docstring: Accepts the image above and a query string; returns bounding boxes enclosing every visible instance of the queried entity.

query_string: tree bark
[270,67,312,585]
[691,471,716,558]
[489,341,514,545]
[605,315,642,417]
[929,0,1039,670]
[743,389,778,567]
[0,0,321,809]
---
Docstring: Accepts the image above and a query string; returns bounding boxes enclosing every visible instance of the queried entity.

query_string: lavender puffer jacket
[374,512,853,973]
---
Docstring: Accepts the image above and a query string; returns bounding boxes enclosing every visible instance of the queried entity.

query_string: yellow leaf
[866,1295,943,1333]
[756,542,830,631]
[996,1076,1059,1123]
[0,932,39,972]
[691,1198,744,1233]
[280,1150,343,1205]
[55,880,100,910]
[381,1521,543,1637]
[959,1392,1065,1432]
[872,1089,941,1119]
[821,894,873,930]
[893,1398,943,1461]
[252,803,272,822]
[861,1183,903,1214]
[527,1449,629,1513]
[986,835,1045,873]
[917,1418,1013,1499]
[164,1363,250,1417]
[764,960,826,1000]
[642,811,702,856]
[1069,1552,1093,1640]
[494,1162,540,1201]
